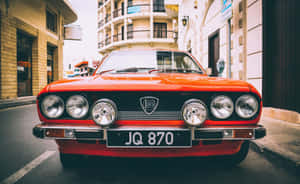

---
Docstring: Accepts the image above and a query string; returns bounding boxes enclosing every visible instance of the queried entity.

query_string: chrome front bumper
[33,124,266,141]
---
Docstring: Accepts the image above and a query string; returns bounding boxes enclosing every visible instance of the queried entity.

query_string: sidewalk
[0,96,36,110]
[251,115,300,170]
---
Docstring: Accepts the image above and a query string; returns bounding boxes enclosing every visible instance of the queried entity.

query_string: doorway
[263,0,299,112]
[208,31,220,76]
[17,31,33,97]
[47,45,56,84]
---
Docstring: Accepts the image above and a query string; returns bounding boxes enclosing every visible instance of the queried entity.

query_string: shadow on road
[61,156,242,182]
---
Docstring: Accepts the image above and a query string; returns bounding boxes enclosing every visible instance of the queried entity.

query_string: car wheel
[224,141,249,166]
[59,153,78,168]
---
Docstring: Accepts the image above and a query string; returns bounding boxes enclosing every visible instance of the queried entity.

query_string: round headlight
[91,99,117,126]
[66,95,89,119]
[41,95,64,118]
[182,99,207,126]
[235,95,259,118]
[210,95,234,119]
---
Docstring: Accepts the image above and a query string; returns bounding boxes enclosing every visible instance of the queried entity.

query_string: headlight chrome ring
[41,95,64,118]
[66,95,89,119]
[210,95,234,119]
[181,99,208,126]
[235,95,259,119]
[91,99,117,126]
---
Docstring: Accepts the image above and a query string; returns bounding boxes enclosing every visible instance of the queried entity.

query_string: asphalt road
[0,105,299,184]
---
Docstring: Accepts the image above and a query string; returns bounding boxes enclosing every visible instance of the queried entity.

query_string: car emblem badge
[140,96,159,115]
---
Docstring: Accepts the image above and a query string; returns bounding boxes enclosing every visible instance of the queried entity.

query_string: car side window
[174,52,201,71]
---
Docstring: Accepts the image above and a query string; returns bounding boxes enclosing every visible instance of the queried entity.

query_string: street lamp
[182,16,189,26]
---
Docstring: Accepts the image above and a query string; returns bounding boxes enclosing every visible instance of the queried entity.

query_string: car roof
[110,49,189,54]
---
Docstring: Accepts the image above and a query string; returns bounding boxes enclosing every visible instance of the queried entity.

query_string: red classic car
[33,50,266,167]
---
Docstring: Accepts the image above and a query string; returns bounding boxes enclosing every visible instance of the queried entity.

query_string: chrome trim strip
[33,124,265,141]
[107,127,190,131]
[118,111,180,120]
[37,126,102,130]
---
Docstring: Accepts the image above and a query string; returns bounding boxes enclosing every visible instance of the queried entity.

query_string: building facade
[97,0,179,55]
[0,0,77,99]
[178,0,299,122]
[74,61,95,77]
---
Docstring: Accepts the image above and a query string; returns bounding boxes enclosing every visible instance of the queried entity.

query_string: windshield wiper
[98,69,115,75]
[149,68,202,74]
[116,67,155,73]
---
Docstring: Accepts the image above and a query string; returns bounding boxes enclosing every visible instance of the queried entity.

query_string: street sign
[217,58,225,75]
[221,0,232,21]
[64,25,82,41]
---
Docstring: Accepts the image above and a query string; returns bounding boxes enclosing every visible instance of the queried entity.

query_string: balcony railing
[113,33,124,42]
[98,41,105,49]
[98,3,167,29]
[105,36,111,46]
[105,14,111,24]
[98,19,104,28]
[127,30,151,39]
[98,30,177,49]
[113,8,124,18]
[153,30,177,39]
[127,4,150,15]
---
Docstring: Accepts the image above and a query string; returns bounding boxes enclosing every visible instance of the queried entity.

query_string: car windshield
[96,50,203,74]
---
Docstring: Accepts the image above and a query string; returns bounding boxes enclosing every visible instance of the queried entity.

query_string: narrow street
[0,105,299,184]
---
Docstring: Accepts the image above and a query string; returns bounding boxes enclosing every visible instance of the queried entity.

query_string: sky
[63,0,101,71]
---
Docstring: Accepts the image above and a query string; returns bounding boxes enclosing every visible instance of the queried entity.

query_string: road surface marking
[0,150,56,184]
[0,104,35,112]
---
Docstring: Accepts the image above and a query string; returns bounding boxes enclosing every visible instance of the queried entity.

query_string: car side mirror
[206,68,212,76]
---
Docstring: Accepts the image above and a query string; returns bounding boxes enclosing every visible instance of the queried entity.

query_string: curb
[0,97,36,110]
[250,141,300,173]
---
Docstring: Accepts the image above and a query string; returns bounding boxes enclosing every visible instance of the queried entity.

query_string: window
[98,1,103,8]
[47,45,56,84]
[121,26,124,40]
[154,23,167,38]
[128,0,133,7]
[153,0,165,12]
[46,9,57,33]
[17,31,33,97]
[127,24,133,39]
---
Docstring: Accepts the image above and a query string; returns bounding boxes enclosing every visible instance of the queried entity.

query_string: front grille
[38,91,261,121]
[118,111,180,120]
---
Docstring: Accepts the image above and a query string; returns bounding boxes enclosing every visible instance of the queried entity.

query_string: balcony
[98,30,177,51]
[105,14,111,24]
[98,19,104,28]
[153,30,177,39]
[127,4,151,15]
[98,3,170,29]
[113,8,124,18]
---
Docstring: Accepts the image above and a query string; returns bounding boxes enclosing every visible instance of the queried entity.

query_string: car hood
[46,73,251,92]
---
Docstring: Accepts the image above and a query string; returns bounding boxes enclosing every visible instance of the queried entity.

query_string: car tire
[59,153,78,168]
[224,141,249,166]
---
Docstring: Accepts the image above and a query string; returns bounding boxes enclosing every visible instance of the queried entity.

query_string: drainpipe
[228,18,232,79]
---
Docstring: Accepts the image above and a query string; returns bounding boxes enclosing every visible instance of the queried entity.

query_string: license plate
[107,128,191,148]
